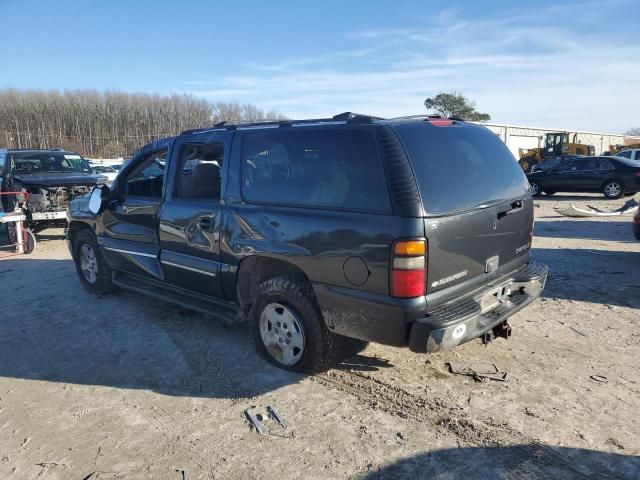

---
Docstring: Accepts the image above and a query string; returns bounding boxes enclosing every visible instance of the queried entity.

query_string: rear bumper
[313,262,548,351]
[409,263,548,353]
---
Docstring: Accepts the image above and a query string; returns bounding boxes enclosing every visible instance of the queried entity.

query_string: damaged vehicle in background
[0,149,107,234]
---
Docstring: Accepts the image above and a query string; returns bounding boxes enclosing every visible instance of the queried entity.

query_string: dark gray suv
[66,113,548,372]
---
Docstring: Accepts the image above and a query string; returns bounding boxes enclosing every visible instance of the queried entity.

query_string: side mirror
[88,185,110,215]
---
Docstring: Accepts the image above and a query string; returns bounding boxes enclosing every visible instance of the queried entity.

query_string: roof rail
[180,112,385,135]
[389,114,466,123]
[332,112,385,122]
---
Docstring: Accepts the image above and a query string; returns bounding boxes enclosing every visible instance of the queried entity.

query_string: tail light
[391,239,426,298]
[634,171,640,177]
[427,117,454,126]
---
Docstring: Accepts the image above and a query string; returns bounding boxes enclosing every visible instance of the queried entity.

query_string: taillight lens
[427,117,454,126]
[391,239,427,298]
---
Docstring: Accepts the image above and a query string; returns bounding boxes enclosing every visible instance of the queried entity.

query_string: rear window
[241,128,391,213]
[393,122,528,215]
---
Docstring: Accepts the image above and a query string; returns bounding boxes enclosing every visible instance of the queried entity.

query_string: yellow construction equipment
[607,143,640,155]
[518,132,593,172]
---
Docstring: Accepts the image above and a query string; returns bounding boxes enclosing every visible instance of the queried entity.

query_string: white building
[475,122,640,157]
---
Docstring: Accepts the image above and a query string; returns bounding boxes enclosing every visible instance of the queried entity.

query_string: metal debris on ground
[245,405,289,437]
[555,198,639,217]
[447,362,510,382]
[589,375,608,384]
[176,468,190,480]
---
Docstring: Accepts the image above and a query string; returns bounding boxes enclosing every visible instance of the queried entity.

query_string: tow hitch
[493,320,512,339]
[482,320,512,345]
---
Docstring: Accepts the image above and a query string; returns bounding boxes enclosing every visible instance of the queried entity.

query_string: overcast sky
[1,0,638,133]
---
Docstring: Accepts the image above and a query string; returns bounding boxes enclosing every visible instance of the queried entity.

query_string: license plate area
[480,283,512,313]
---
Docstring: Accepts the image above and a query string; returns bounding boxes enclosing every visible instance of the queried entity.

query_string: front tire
[529,181,542,197]
[72,229,116,295]
[249,275,342,372]
[603,180,624,199]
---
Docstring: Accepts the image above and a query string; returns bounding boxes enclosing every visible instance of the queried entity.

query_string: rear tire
[72,229,116,295]
[602,180,624,199]
[249,275,344,372]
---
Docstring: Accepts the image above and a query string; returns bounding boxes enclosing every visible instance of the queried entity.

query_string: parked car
[615,149,640,162]
[527,156,640,199]
[89,164,118,185]
[66,113,548,372]
[633,208,640,241]
[530,154,586,173]
[0,148,107,233]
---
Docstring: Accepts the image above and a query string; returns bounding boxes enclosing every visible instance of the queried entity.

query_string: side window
[555,161,579,173]
[124,149,167,198]
[575,159,596,171]
[595,158,613,170]
[241,129,391,213]
[0,152,5,176]
[616,150,632,159]
[634,151,640,161]
[174,142,224,200]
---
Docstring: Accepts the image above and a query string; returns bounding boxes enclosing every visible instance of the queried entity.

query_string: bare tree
[0,89,286,157]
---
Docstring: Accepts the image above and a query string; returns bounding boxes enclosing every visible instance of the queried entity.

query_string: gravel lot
[1,194,639,480]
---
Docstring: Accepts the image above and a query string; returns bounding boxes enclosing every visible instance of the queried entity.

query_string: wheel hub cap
[259,303,305,366]
[605,183,621,196]
[80,243,98,284]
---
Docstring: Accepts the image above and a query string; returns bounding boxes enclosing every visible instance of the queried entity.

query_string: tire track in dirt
[314,369,621,479]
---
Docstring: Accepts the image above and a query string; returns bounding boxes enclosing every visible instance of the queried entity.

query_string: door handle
[497,200,523,220]
[198,218,215,232]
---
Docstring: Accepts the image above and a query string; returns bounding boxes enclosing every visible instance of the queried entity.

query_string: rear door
[392,121,533,298]
[581,158,614,191]
[158,132,231,299]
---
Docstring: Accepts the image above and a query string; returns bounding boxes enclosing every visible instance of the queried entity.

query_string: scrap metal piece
[176,468,190,480]
[266,405,288,429]
[448,362,499,375]
[555,199,638,217]
[245,405,288,436]
[447,362,509,382]
[245,407,267,435]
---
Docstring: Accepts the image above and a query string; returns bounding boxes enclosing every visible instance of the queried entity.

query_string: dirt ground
[1,194,639,480]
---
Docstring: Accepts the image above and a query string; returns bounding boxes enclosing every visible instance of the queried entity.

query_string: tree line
[0,89,285,158]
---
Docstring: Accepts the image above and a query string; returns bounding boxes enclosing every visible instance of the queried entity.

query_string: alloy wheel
[604,182,622,198]
[80,243,98,284]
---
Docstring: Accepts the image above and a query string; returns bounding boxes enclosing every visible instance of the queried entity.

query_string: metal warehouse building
[475,122,639,158]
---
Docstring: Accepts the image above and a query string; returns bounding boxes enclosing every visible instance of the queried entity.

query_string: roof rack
[180,112,384,135]
[389,114,465,122]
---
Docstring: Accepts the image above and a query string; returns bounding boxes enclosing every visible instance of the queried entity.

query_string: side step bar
[112,271,243,325]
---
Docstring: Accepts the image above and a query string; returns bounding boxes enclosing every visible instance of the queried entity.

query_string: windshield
[394,122,529,215]
[9,152,92,174]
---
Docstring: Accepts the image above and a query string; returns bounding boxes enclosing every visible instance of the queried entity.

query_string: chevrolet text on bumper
[409,263,548,353]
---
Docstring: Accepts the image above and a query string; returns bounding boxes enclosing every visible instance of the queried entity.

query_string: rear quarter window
[393,122,529,215]
[241,128,392,213]
[0,151,5,176]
